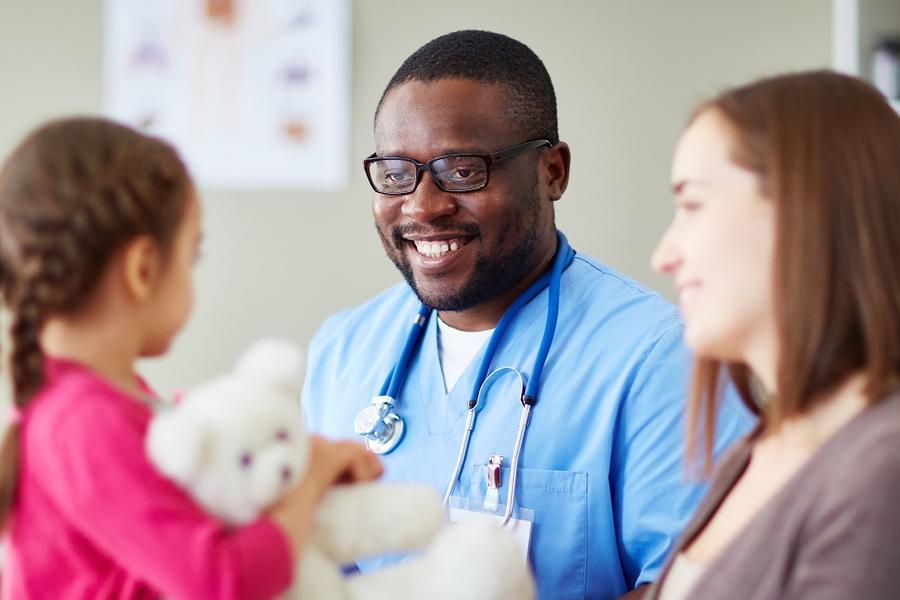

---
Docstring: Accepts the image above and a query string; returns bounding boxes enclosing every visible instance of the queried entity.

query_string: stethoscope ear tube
[502,403,532,526]
[442,367,526,509]
[384,305,432,399]
[524,230,567,401]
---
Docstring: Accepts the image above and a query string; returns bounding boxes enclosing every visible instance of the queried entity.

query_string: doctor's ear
[122,235,163,302]
[543,142,571,202]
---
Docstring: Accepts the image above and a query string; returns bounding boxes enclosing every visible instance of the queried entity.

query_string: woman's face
[652,109,777,367]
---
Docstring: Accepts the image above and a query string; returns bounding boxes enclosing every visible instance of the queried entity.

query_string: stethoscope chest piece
[354,395,405,455]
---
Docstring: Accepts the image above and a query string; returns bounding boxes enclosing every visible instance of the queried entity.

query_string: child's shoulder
[27,358,151,441]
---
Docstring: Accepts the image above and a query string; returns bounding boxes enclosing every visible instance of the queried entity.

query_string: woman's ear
[122,235,162,302]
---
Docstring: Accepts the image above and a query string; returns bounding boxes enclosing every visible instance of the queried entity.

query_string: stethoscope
[354,231,574,525]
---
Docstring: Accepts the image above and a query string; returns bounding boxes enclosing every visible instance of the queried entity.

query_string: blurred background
[0,0,897,398]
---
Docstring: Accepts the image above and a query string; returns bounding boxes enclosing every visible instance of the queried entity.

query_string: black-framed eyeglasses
[363,138,552,195]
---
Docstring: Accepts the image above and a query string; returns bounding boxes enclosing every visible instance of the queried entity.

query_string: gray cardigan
[647,389,900,600]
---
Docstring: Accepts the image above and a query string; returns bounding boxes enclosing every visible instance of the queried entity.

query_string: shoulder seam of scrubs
[309,283,419,350]
[628,323,685,392]
[571,254,673,302]
[637,321,684,360]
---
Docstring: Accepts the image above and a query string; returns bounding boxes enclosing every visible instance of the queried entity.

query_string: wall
[0,1,831,398]
[859,0,900,78]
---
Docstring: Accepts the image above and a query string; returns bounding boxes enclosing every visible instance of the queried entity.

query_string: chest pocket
[467,466,588,600]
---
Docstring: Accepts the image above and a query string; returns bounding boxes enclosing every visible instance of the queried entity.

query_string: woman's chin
[683,325,731,362]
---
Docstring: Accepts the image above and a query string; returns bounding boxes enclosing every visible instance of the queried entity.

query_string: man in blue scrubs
[302,30,750,599]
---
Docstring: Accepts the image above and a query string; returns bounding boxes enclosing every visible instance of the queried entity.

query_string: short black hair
[375,30,559,144]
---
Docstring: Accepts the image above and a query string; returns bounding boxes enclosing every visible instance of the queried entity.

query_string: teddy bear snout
[281,465,292,482]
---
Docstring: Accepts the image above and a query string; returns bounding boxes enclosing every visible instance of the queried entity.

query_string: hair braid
[9,247,71,402]
[0,254,52,531]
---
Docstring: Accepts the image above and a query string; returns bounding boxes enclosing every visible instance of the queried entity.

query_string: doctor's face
[651,109,777,364]
[371,78,559,315]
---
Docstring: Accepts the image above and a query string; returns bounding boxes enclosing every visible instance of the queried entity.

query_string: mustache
[391,221,480,246]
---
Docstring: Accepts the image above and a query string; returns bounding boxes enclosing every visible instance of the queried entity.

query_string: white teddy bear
[146,340,534,600]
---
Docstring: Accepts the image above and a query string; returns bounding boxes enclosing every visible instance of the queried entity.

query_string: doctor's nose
[651,225,681,276]
[401,173,457,222]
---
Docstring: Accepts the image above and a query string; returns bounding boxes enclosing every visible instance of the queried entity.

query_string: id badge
[446,496,534,565]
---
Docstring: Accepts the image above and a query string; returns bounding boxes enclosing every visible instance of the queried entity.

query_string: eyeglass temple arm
[488,139,553,163]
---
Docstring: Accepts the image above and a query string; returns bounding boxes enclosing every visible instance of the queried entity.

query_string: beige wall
[0,1,831,398]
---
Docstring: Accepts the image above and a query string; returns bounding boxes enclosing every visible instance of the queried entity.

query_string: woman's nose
[651,224,681,276]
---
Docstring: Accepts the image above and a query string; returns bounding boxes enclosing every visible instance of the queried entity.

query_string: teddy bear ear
[146,408,210,485]
[235,338,306,400]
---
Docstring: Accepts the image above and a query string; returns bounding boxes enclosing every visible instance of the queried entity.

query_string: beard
[376,177,545,312]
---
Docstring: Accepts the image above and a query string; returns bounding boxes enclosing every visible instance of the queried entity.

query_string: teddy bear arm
[289,543,351,600]
[313,482,444,563]
[344,522,536,600]
[342,558,434,600]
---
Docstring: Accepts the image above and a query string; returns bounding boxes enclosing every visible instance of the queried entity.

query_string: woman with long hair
[649,71,900,599]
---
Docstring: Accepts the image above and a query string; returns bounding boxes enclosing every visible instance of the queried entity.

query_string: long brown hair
[687,71,900,470]
[0,117,192,529]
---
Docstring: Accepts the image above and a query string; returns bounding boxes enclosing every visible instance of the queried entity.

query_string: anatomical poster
[104,0,350,191]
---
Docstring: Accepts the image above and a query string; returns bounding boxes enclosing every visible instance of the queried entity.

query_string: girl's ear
[122,235,162,302]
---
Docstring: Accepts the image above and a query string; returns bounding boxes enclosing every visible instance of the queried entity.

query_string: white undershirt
[436,316,494,392]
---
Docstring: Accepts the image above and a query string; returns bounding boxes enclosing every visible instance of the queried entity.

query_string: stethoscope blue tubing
[379,229,575,411]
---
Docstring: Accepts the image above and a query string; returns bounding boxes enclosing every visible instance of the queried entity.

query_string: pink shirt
[3,358,293,599]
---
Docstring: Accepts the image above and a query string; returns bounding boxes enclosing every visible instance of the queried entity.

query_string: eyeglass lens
[368,155,489,194]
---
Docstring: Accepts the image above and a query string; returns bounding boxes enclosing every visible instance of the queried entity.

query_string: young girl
[648,71,900,598]
[0,117,382,599]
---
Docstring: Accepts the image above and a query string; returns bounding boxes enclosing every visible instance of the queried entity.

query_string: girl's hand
[303,436,384,497]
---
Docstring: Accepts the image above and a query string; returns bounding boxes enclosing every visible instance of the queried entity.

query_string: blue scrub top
[302,249,752,600]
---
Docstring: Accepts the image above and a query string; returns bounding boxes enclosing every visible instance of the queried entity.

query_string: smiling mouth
[405,236,474,259]
[676,281,701,306]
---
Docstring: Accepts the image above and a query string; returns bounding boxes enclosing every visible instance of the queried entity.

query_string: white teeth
[412,238,465,258]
